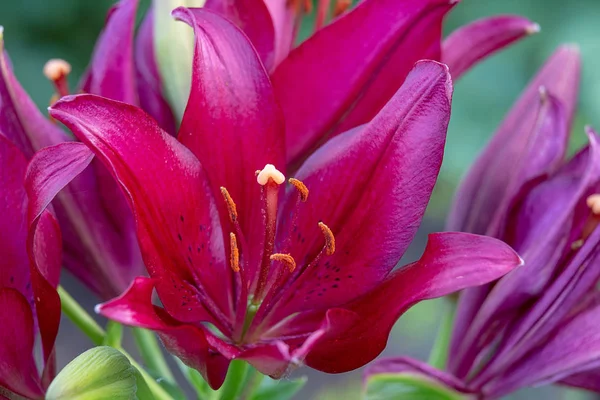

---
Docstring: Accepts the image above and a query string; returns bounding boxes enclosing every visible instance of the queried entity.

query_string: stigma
[256,164,285,185]
[43,58,71,101]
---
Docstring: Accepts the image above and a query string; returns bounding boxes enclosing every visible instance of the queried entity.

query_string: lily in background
[365,46,600,398]
[30,7,523,390]
[0,0,149,300]
[0,135,61,399]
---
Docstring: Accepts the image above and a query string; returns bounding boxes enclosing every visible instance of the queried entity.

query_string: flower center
[220,164,335,342]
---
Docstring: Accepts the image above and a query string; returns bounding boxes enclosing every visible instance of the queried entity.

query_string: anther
[220,187,238,222]
[318,222,335,256]
[270,253,297,272]
[333,0,351,17]
[230,233,240,272]
[303,0,313,13]
[586,194,600,215]
[257,164,285,185]
[289,178,309,201]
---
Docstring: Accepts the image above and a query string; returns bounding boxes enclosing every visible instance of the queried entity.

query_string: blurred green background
[1,0,599,398]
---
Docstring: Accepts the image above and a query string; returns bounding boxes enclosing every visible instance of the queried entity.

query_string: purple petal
[204,0,276,70]
[442,15,539,80]
[560,368,600,392]
[49,94,232,326]
[272,0,454,166]
[271,61,452,315]
[263,0,300,66]
[97,277,235,390]
[0,289,43,399]
[173,7,285,288]
[447,45,580,234]
[365,357,472,395]
[303,232,522,373]
[80,0,139,104]
[135,6,176,134]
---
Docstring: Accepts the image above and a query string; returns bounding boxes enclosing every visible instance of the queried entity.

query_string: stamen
[270,253,297,272]
[230,233,240,272]
[333,0,351,17]
[43,59,71,98]
[318,222,335,255]
[303,0,313,13]
[572,194,600,250]
[289,178,309,202]
[220,187,238,222]
[257,164,285,185]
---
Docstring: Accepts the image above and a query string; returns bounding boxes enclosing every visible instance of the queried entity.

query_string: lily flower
[0,1,148,300]
[146,0,539,145]
[365,46,600,398]
[33,8,522,389]
[0,136,62,399]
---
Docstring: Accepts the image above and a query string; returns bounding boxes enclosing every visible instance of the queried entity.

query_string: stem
[427,299,457,370]
[104,321,123,347]
[57,286,104,346]
[218,360,250,400]
[132,328,175,384]
[57,286,174,400]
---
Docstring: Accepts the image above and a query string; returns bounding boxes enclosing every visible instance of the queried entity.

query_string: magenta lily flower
[142,0,538,166]
[0,1,152,300]
[0,136,62,399]
[366,46,600,398]
[31,8,522,389]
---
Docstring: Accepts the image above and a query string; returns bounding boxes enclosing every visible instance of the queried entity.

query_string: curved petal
[80,0,139,104]
[365,357,472,395]
[135,6,176,134]
[97,277,235,390]
[174,7,285,286]
[271,61,452,314]
[0,289,43,399]
[263,0,300,66]
[0,37,69,158]
[25,141,143,300]
[304,232,522,373]
[560,368,600,392]
[204,0,276,70]
[272,0,454,166]
[447,45,580,234]
[442,15,539,80]
[49,95,232,328]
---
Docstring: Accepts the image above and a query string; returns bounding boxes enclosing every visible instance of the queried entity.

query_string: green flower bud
[46,346,139,400]
[154,0,206,121]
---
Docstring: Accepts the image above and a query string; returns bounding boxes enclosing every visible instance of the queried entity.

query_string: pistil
[43,59,71,100]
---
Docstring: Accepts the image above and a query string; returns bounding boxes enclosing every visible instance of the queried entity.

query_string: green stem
[427,299,457,370]
[132,328,175,384]
[104,321,123,347]
[57,286,174,400]
[57,286,104,346]
[218,360,250,400]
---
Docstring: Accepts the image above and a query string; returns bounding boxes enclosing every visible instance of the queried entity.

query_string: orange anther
[333,0,351,17]
[230,233,240,272]
[270,253,297,272]
[318,222,335,256]
[220,187,238,222]
[289,178,309,202]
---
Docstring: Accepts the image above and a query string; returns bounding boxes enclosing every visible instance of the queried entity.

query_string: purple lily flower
[365,46,600,398]
[0,135,62,399]
[0,2,147,300]
[29,8,522,389]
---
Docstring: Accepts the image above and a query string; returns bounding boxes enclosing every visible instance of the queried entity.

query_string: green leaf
[364,374,470,400]
[249,376,307,400]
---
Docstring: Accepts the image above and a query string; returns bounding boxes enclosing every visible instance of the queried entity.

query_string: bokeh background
[1,0,599,398]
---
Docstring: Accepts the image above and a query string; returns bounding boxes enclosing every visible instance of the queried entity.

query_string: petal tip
[527,22,541,34]
[94,303,103,315]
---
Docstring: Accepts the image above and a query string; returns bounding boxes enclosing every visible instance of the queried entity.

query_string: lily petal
[263,0,300,66]
[447,45,580,234]
[48,95,232,326]
[0,289,43,399]
[135,6,176,134]
[174,7,285,286]
[442,16,539,80]
[204,0,276,70]
[97,277,234,390]
[303,232,522,373]
[273,61,452,314]
[272,0,455,166]
[560,368,600,392]
[80,0,139,104]
[0,37,69,158]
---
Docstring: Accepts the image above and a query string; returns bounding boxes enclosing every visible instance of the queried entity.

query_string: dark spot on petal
[332,284,339,288]
[347,275,353,278]
[10,276,14,284]
[178,233,183,241]
[187,256,193,264]
[188,245,192,253]
[335,278,340,281]
[180,215,184,222]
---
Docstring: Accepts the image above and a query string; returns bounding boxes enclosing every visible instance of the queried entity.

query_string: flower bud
[46,346,139,400]
[154,0,205,120]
